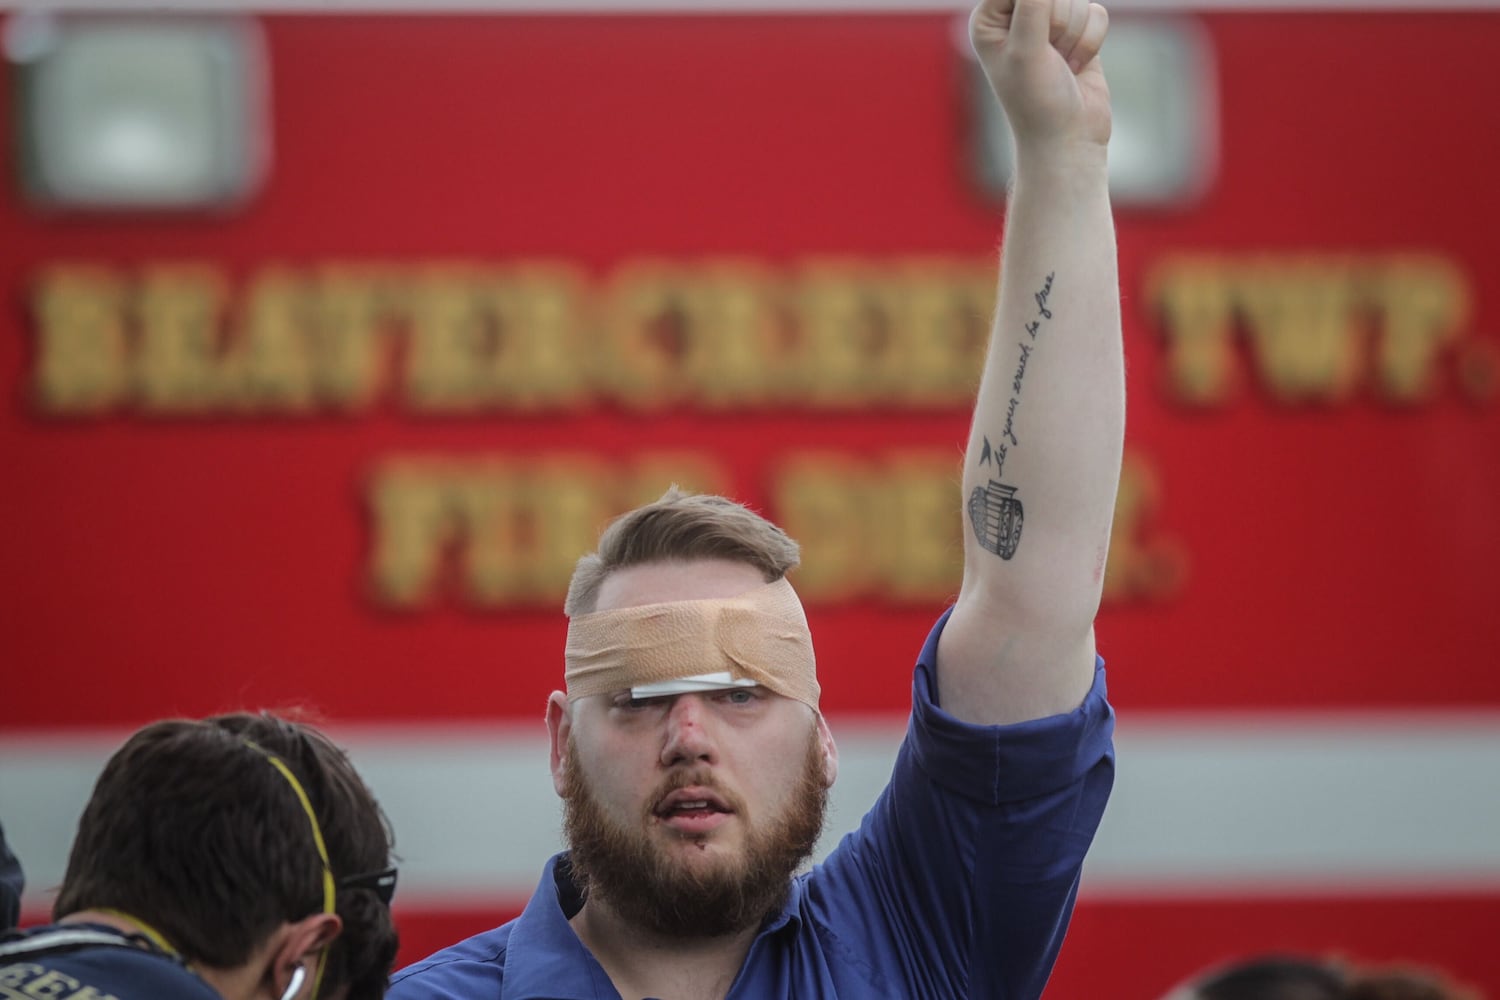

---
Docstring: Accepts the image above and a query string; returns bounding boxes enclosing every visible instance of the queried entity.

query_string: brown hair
[564,487,801,617]
[54,713,397,1000]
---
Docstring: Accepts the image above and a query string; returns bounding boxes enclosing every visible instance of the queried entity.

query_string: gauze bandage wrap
[564,577,820,711]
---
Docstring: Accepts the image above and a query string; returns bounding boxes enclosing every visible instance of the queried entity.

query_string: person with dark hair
[1163,953,1479,1000]
[390,0,1121,997]
[0,713,399,1000]
[207,712,401,1000]
[0,820,22,932]
[1164,956,1349,1000]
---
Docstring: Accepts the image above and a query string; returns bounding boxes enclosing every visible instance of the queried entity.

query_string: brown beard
[561,726,828,939]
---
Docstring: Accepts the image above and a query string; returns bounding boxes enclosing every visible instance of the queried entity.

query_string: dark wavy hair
[1193,955,1476,1000]
[54,712,398,1000]
[1195,956,1346,1000]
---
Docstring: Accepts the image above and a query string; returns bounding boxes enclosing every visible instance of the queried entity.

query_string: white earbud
[278,964,307,1000]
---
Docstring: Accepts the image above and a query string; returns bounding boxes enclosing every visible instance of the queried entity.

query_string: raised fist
[970,0,1112,158]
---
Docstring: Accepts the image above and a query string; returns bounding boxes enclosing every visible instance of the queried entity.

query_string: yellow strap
[248,746,337,916]
[241,740,337,1000]
[94,908,180,958]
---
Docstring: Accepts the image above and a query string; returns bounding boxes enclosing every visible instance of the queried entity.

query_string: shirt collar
[501,854,612,1000]
[501,853,807,1000]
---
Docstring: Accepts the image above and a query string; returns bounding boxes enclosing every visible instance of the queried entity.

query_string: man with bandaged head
[391,0,1121,996]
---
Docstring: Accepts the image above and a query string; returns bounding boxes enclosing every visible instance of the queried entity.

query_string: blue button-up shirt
[390,610,1115,1000]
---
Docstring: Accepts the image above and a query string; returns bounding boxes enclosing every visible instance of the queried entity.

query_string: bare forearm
[968,160,1122,620]
[938,0,1122,723]
[940,160,1122,722]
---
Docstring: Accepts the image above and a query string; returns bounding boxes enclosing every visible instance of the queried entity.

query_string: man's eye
[720,689,757,705]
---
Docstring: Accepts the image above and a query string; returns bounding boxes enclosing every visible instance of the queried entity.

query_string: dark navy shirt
[390,610,1116,1000]
[0,923,222,1000]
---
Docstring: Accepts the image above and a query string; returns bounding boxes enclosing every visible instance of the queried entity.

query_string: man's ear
[816,713,839,788]
[270,913,341,999]
[546,691,571,798]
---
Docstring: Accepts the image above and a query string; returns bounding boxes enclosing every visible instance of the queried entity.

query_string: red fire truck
[2,2,1497,997]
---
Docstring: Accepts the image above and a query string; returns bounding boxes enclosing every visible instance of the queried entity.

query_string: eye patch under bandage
[564,577,820,712]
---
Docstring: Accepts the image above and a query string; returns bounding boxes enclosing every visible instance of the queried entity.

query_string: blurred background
[1,0,1497,996]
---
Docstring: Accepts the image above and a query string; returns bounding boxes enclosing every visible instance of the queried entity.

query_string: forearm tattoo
[968,271,1054,561]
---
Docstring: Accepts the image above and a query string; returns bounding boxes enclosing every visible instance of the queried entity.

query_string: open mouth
[654,787,734,834]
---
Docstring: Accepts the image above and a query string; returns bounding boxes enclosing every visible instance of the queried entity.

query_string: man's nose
[660,694,718,767]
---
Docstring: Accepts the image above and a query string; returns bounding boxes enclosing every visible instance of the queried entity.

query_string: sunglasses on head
[337,866,398,906]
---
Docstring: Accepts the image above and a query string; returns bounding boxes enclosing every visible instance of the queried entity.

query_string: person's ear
[546,691,572,798]
[270,912,341,1000]
[816,714,838,788]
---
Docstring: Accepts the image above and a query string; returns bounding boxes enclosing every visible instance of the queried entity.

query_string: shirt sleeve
[807,607,1115,1000]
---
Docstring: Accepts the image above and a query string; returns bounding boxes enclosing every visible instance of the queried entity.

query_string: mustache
[647,767,748,819]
